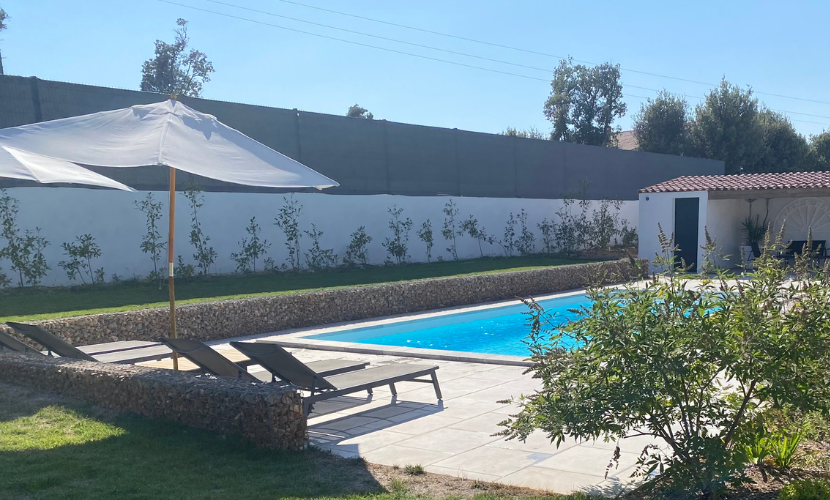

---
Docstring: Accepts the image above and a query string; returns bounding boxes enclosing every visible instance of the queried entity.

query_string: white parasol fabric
[0,99,338,189]
[0,145,134,191]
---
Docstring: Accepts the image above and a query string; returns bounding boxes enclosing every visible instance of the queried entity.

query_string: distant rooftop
[613,130,638,151]
[639,171,830,194]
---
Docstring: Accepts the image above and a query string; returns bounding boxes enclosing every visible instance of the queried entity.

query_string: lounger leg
[389,383,397,396]
[431,371,443,400]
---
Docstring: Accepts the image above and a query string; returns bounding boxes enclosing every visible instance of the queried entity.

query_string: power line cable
[266,0,830,107]
[158,1,830,127]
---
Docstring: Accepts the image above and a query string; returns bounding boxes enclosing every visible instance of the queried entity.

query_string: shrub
[134,193,166,287]
[589,199,622,250]
[500,228,830,498]
[184,185,216,275]
[498,213,517,257]
[0,191,51,287]
[779,479,830,500]
[58,234,104,284]
[416,219,434,263]
[231,217,270,273]
[441,199,460,260]
[274,195,303,270]
[538,218,556,254]
[403,464,425,475]
[382,205,413,265]
[515,209,535,255]
[0,265,9,288]
[460,215,492,258]
[304,224,337,271]
[769,429,804,469]
[175,255,196,279]
[343,226,372,267]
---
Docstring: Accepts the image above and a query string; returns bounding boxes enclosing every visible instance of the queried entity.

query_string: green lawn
[0,255,598,322]
[0,382,591,500]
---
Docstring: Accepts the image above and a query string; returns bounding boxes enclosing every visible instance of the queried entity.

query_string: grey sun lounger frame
[230,341,442,416]
[158,337,370,383]
[0,329,44,355]
[6,322,96,361]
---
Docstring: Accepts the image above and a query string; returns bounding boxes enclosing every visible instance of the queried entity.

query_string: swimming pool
[308,292,591,357]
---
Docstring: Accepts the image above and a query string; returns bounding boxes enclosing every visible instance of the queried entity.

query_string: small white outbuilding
[638,172,830,272]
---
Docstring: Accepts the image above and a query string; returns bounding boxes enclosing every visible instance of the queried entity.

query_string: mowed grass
[0,382,593,500]
[0,255,598,322]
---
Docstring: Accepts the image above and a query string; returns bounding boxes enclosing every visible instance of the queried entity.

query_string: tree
[633,91,690,156]
[755,110,811,172]
[140,19,214,98]
[0,8,8,75]
[544,58,626,147]
[811,131,830,171]
[500,231,830,498]
[346,104,373,119]
[502,127,546,140]
[689,80,764,174]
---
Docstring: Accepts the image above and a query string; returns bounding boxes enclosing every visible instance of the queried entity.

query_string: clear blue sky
[2,0,829,137]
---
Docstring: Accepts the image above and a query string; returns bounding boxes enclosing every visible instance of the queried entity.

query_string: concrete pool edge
[250,287,602,367]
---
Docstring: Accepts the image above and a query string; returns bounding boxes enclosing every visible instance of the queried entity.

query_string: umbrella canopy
[0,99,338,189]
[0,145,134,191]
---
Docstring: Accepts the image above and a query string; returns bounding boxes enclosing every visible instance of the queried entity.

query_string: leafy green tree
[500,230,830,498]
[134,193,166,286]
[755,110,811,172]
[811,131,830,171]
[689,80,764,174]
[0,9,8,76]
[502,127,546,140]
[346,104,373,119]
[140,19,214,97]
[544,58,626,147]
[633,91,690,156]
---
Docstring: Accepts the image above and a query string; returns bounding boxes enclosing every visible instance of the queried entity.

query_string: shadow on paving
[308,395,445,454]
[0,384,383,500]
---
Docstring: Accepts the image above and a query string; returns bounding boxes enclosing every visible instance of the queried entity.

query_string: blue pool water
[309,293,591,356]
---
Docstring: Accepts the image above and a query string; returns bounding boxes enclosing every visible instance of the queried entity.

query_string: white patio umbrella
[0,145,134,191]
[0,99,338,369]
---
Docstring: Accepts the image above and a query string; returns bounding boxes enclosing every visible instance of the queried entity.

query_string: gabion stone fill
[0,352,307,450]
[0,259,647,347]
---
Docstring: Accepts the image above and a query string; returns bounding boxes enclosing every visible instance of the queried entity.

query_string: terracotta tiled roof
[639,172,830,194]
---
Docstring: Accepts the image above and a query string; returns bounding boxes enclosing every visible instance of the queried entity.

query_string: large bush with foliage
[500,230,830,499]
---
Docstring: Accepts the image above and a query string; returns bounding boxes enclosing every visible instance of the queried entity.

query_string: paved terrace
[147,337,657,496]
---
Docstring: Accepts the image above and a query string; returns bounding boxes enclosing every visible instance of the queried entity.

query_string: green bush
[500,227,830,499]
[778,479,830,500]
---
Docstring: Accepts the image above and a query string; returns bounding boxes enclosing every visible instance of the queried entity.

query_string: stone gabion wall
[0,259,647,346]
[0,352,307,450]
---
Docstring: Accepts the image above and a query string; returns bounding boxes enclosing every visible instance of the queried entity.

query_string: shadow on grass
[0,384,383,500]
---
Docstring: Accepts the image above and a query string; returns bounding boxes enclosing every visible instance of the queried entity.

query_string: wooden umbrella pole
[168,166,179,370]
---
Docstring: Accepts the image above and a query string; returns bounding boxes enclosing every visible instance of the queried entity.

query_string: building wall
[4,187,638,286]
[705,198,747,267]
[645,195,830,271]
[638,191,708,271]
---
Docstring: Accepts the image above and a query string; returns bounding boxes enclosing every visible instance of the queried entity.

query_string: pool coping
[249,288,594,367]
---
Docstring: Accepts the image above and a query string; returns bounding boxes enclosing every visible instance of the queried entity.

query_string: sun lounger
[6,322,96,361]
[230,341,442,415]
[158,337,369,384]
[0,329,43,354]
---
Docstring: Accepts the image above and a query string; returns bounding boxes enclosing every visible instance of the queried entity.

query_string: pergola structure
[638,172,830,271]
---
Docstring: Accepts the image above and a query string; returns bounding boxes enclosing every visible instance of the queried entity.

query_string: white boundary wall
[5,188,638,286]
